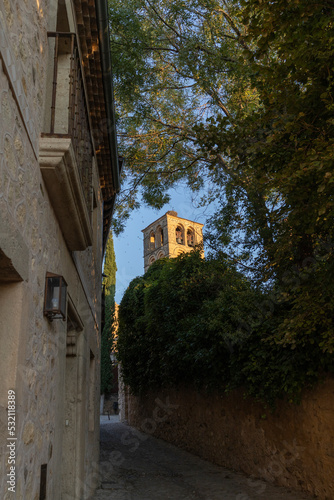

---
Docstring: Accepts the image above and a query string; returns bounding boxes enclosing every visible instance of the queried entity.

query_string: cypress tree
[101,232,117,395]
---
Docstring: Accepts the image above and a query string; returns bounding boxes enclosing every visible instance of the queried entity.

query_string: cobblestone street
[93,417,313,500]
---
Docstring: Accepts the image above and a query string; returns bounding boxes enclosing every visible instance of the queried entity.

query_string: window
[175,225,184,244]
[39,464,47,500]
[187,228,195,247]
[56,0,70,32]
[156,227,164,247]
[149,231,155,251]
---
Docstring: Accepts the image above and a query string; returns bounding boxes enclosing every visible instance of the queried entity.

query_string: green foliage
[113,0,334,404]
[101,233,117,395]
[195,0,334,352]
[103,232,117,296]
[108,0,252,231]
[117,252,334,406]
[118,251,255,392]
[241,0,334,354]
[100,295,116,395]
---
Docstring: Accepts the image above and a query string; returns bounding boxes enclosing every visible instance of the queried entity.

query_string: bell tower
[142,211,204,273]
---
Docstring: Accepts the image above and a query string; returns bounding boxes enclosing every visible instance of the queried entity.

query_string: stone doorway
[61,299,84,499]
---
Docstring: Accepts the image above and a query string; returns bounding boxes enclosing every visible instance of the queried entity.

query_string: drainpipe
[95,0,120,195]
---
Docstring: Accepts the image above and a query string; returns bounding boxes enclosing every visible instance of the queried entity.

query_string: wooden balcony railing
[42,32,93,216]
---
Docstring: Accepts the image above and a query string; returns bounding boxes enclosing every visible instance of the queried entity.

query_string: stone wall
[0,0,47,156]
[120,379,334,500]
[0,0,102,498]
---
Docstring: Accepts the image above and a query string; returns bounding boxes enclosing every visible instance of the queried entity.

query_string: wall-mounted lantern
[44,273,67,321]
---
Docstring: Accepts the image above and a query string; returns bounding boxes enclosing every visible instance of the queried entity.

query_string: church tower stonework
[142,211,204,272]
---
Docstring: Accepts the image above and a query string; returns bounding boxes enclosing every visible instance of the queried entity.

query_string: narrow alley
[93,417,313,500]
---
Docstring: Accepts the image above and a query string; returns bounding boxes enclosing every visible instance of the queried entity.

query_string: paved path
[93,418,313,500]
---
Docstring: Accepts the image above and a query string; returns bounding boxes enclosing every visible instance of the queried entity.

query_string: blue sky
[113,183,217,304]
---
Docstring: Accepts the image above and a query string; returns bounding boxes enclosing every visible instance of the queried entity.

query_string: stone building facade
[0,0,120,499]
[142,211,204,273]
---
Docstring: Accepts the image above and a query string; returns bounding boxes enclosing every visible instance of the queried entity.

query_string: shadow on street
[92,419,313,500]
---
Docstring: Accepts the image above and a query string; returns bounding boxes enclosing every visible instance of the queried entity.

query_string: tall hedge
[117,251,333,407]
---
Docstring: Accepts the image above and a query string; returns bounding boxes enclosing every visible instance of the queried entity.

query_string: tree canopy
[110,0,334,399]
[109,0,255,231]
[112,0,334,376]
[199,0,334,352]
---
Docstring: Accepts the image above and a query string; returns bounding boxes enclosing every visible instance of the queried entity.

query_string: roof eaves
[95,0,120,195]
